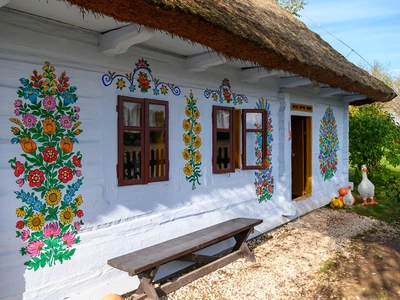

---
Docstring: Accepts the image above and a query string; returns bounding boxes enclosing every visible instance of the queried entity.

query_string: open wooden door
[291,116,312,200]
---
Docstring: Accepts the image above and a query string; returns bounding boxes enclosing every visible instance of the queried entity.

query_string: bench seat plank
[108,218,262,275]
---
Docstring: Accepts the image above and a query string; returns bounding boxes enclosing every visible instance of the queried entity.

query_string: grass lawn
[349,161,400,225]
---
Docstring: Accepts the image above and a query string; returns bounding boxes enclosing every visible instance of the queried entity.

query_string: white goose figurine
[343,183,354,207]
[358,165,378,205]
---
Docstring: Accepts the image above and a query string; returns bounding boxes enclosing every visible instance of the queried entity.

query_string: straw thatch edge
[63,0,397,105]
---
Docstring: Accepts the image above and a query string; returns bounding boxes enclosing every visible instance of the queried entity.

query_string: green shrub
[349,103,400,178]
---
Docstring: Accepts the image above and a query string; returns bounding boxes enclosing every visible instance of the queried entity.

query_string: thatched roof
[64,0,397,105]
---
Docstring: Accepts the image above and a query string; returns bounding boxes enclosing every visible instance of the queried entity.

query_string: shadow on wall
[1,253,26,299]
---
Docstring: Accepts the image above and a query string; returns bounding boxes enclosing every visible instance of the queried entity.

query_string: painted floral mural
[204,78,248,105]
[102,58,181,96]
[9,62,84,271]
[319,106,339,181]
[254,98,274,202]
[182,91,202,190]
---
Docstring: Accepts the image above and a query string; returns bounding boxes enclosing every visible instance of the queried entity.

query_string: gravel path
[158,207,397,300]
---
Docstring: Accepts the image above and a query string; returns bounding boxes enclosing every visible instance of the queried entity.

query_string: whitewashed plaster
[0,9,349,300]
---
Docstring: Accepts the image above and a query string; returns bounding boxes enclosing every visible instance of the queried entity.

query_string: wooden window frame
[117,96,169,186]
[212,106,235,174]
[242,109,267,170]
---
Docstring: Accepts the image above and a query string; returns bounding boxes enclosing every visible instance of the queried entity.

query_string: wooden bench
[108,217,263,300]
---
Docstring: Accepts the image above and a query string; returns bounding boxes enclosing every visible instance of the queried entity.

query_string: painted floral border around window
[319,106,339,181]
[204,78,248,105]
[8,62,84,271]
[182,91,202,190]
[102,58,181,96]
[254,98,274,202]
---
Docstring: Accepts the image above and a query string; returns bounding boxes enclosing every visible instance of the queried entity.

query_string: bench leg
[232,228,256,262]
[136,266,160,300]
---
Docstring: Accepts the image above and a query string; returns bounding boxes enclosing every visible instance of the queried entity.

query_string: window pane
[216,110,230,129]
[216,132,231,170]
[246,132,262,166]
[149,104,166,127]
[246,112,263,129]
[123,102,141,126]
[149,131,166,178]
[123,130,142,180]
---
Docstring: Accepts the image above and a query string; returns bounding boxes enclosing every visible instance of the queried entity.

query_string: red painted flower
[138,74,149,90]
[73,155,82,168]
[257,186,263,196]
[28,169,45,187]
[58,167,73,183]
[268,185,273,193]
[16,221,24,229]
[262,179,267,187]
[76,210,84,218]
[43,146,58,163]
[223,88,231,102]
[14,161,25,177]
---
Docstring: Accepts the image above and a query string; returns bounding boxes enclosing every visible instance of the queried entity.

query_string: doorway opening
[291,116,312,200]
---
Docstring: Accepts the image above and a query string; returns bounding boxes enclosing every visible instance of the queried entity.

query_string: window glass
[149,104,166,128]
[245,112,263,129]
[123,130,142,180]
[245,132,262,166]
[123,102,141,126]
[149,131,166,178]
[216,132,231,170]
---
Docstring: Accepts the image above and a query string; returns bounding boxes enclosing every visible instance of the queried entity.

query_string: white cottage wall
[0,9,349,300]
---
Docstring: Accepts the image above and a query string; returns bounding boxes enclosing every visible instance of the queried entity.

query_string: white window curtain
[216,110,230,129]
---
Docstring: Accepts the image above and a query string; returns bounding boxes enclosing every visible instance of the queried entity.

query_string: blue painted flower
[62,91,77,106]
[33,200,43,211]
[64,193,73,203]
[153,88,160,96]
[70,86,77,92]
[15,191,27,200]
[20,78,29,86]
[26,194,35,205]
[23,87,39,103]
[129,85,136,93]
[73,181,81,189]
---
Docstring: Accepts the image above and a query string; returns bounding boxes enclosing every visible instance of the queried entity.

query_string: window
[212,106,267,173]
[117,96,169,186]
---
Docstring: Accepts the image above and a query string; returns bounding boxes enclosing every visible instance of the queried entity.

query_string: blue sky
[299,0,400,76]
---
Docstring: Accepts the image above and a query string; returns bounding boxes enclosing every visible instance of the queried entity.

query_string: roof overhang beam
[318,87,343,97]
[0,0,10,7]
[279,76,311,88]
[341,93,366,103]
[185,51,227,72]
[99,25,155,56]
[240,68,280,83]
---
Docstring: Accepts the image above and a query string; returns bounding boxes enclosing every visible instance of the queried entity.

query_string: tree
[274,0,308,17]
[349,61,400,179]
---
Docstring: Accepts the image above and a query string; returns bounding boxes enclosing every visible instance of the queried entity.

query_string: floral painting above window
[204,78,248,105]
[254,98,274,202]
[182,91,202,190]
[102,58,181,96]
[9,62,84,271]
[319,106,339,181]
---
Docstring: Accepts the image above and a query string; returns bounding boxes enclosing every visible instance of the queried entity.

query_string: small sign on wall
[291,103,313,112]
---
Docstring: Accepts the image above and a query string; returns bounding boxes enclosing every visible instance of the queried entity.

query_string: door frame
[290,115,312,200]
